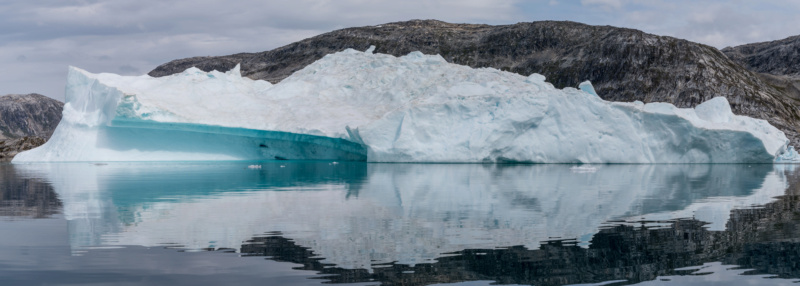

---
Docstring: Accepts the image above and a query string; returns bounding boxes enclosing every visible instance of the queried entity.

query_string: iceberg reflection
[11,163,789,271]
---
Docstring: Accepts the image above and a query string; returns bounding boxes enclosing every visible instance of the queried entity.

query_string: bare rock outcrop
[0,93,63,161]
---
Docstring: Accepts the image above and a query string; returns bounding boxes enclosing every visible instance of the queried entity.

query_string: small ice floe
[570,165,597,173]
[776,146,800,162]
[247,165,262,169]
[330,161,339,165]
[280,165,285,168]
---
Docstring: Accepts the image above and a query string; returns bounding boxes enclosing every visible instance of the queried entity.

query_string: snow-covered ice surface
[13,47,793,163]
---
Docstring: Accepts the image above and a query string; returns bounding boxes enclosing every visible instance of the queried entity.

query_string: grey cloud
[1,0,800,101]
[16,55,26,61]
[0,0,522,100]
[4,0,518,39]
[578,0,800,48]
[118,64,139,74]
[581,0,623,10]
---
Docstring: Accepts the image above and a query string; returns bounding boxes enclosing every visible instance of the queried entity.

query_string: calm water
[2,162,800,285]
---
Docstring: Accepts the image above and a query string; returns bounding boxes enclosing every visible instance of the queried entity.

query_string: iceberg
[12,47,793,163]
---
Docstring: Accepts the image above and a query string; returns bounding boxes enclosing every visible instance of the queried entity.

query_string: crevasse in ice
[12,47,794,163]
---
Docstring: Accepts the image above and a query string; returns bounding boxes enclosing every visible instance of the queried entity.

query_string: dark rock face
[0,93,63,161]
[150,19,800,146]
[722,36,800,121]
[0,93,63,140]
[0,137,47,162]
[722,35,800,77]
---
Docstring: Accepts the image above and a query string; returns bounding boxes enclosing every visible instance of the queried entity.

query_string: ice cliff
[13,47,793,163]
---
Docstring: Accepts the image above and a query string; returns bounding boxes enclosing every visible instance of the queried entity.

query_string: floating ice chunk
[247,165,261,169]
[777,146,800,162]
[365,45,375,54]
[570,166,598,173]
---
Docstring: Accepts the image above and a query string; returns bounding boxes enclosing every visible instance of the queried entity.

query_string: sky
[3,0,800,101]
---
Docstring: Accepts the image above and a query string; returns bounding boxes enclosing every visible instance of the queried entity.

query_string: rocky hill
[723,35,800,77]
[0,94,63,161]
[723,35,800,109]
[151,20,800,146]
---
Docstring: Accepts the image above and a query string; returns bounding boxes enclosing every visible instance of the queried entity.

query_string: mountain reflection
[242,188,800,286]
[9,162,800,285]
[0,164,61,218]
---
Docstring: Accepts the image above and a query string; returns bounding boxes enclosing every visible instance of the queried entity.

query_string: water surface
[2,162,799,285]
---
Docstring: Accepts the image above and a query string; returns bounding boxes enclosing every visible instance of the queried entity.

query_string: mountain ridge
[722,34,800,77]
[723,35,800,111]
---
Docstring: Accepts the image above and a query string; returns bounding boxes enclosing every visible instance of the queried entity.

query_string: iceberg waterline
[11,47,797,163]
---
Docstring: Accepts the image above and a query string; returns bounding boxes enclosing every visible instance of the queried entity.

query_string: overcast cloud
[2,0,800,101]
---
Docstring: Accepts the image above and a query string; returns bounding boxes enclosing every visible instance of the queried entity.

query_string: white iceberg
[13,47,792,163]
